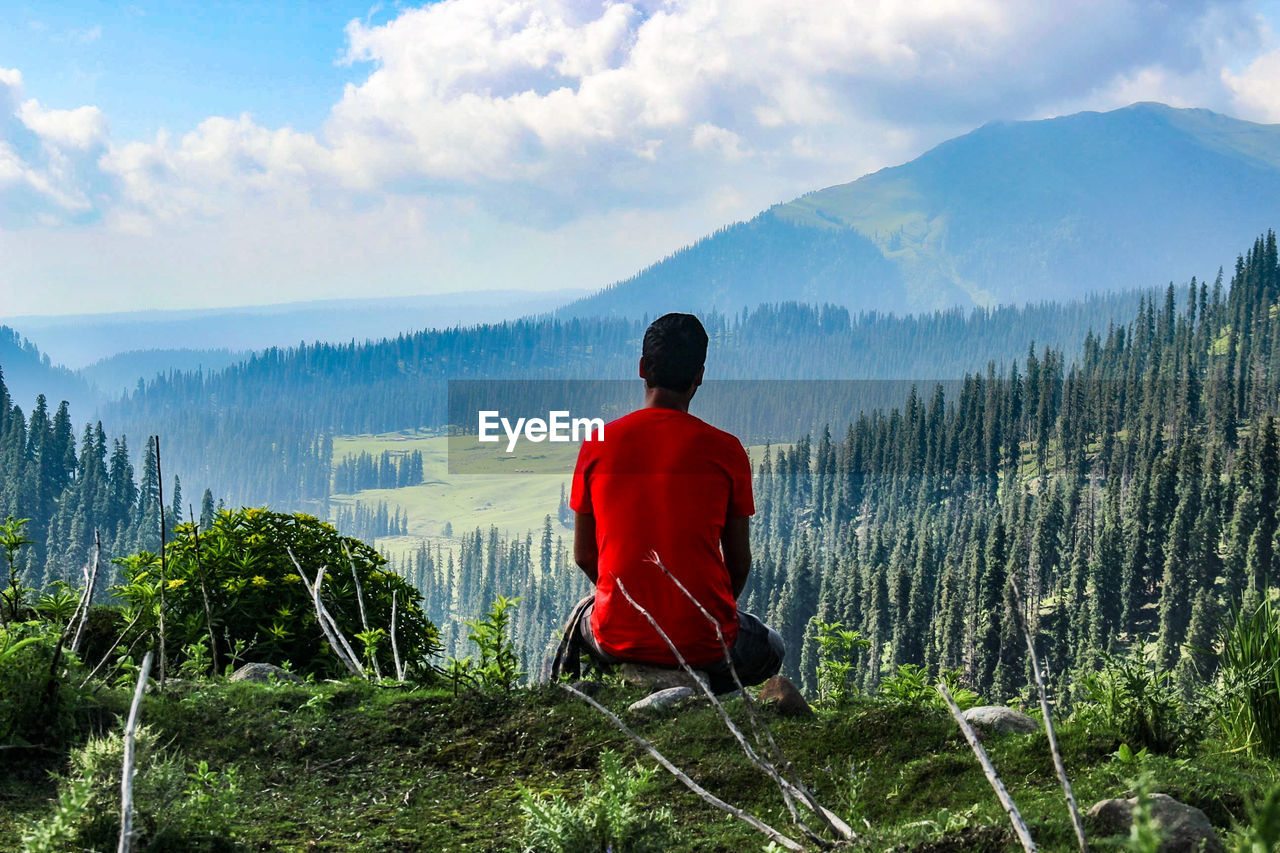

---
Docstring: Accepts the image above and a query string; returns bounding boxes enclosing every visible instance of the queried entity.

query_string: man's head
[640,313,708,394]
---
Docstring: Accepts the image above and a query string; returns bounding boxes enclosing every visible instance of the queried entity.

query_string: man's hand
[574,512,599,585]
[722,515,751,599]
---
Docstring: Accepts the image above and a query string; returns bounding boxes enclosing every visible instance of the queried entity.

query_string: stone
[229,662,302,684]
[757,675,811,717]
[628,686,695,714]
[1087,793,1224,853]
[618,663,708,692]
[962,705,1038,735]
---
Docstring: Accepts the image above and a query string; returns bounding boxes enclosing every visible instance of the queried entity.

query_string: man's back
[571,406,753,665]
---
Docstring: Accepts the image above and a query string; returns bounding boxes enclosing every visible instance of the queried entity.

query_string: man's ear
[692,365,705,389]
[638,357,647,381]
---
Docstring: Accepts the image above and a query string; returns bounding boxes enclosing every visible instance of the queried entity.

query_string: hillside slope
[566,103,1280,317]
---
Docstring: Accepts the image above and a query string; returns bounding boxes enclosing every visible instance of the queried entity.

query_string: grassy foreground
[3,677,1276,852]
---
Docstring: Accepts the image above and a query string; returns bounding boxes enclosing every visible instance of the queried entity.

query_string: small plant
[1116,773,1165,853]
[1075,640,1194,754]
[34,582,79,624]
[1,516,34,623]
[1229,783,1280,853]
[1112,743,1150,767]
[519,749,677,852]
[879,664,981,711]
[465,595,524,692]
[178,637,214,679]
[811,619,870,707]
[21,724,240,852]
[1213,601,1280,758]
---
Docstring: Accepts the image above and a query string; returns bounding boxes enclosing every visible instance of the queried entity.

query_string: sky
[5,0,1280,317]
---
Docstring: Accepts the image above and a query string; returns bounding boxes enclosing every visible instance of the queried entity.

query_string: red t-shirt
[570,407,754,666]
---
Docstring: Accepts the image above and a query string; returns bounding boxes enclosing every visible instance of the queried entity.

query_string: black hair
[641,313,708,392]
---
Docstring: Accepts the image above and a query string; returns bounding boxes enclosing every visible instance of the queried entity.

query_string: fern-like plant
[519,749,676,852]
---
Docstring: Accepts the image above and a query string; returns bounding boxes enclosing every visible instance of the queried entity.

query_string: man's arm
[722,514,751,599]
[574,511,599,585]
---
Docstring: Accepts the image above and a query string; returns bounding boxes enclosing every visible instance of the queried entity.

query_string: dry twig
[288,548,364,677]
[118,650,153,853]
[646,551,854,841]
[558,681,804,851]
[937,682,1036,852]
[1010,579,1087,853]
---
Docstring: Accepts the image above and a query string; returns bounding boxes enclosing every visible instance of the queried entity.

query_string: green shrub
[878,664,982,711]
[519,749,676,852]
[21,725,241,852]
[811,619,870,707]
[1214,601,1280,758]
[1074,640,1195,755]
[451,595,524,693]
[0,620,81,746]
[111,508,440,680]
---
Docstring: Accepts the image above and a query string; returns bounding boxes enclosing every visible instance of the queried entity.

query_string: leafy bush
[519,749,676,852]
[1229,783,1280,853]
[21,725,240,852]
[1214,601,1280,758]
[811,619,870,707]
[0,620,81,746]
[1074,641,1195,755]
[111,508,440,680]
[878,664,982,711]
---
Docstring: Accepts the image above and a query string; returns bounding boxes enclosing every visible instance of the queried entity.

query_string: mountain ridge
[564,102,1280,318]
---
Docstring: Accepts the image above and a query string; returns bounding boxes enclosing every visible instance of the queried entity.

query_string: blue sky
[4,0,1280,317]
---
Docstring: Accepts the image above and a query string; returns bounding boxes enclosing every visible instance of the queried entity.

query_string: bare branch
[1010,579,1087,853]
[344,543,382,680]
[646,551,854,841]
[288,548,364,678]
[154,437,167,692]
[937,682,1036,852]
[559,681,804,852]
[390,591,405,681]
[188,505,220,676]
[118,650,154,853]
[82,610,145,690]
[69,530,102,657]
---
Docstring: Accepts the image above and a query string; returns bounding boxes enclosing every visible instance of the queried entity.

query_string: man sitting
[556,312,784,694]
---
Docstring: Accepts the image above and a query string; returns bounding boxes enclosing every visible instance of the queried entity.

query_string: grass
[5,678,1277,852]
[330,432,785,562]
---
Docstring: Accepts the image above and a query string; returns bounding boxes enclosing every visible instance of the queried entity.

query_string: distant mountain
[6,289,588,368]
[0,327,94,414]
[565,103,1280,317]
[79,348,251,399]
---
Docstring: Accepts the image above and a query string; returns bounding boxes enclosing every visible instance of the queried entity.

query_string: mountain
[0,326,94,415]
[79,348,251,399]
[5,289,588,369]
[565,103,1280,317]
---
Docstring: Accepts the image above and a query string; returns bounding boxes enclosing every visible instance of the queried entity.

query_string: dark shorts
[577,601,785,695]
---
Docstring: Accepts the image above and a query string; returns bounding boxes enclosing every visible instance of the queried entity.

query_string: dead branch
[559,681,804,852]
[154,437,167,692]
[188,506,220,676]
[288,548,364,678]
[82,609,145,690]
[390,591,405,681]
[118,649,153,853]
[937,682,1036,852]
[344,544,382,680]
[69,530,102,657]
[646,551,854,841]
[615,579,827,847]
[1010,579,1086,853]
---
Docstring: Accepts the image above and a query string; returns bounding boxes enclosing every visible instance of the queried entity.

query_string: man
[558,312,784,694]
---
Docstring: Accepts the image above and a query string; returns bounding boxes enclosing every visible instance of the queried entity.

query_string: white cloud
[3,1,1280,313]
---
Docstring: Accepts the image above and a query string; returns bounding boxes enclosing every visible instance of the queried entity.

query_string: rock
[757,676,811,717]
[1087,793,1224,853]
[962,705,1037,735]
[628,686,695,714]
[569,680,605,697]
[618,663,708,692]
[229,662,302,684]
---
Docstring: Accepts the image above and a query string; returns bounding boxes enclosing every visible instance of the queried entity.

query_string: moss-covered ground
[3,678,1277,852]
